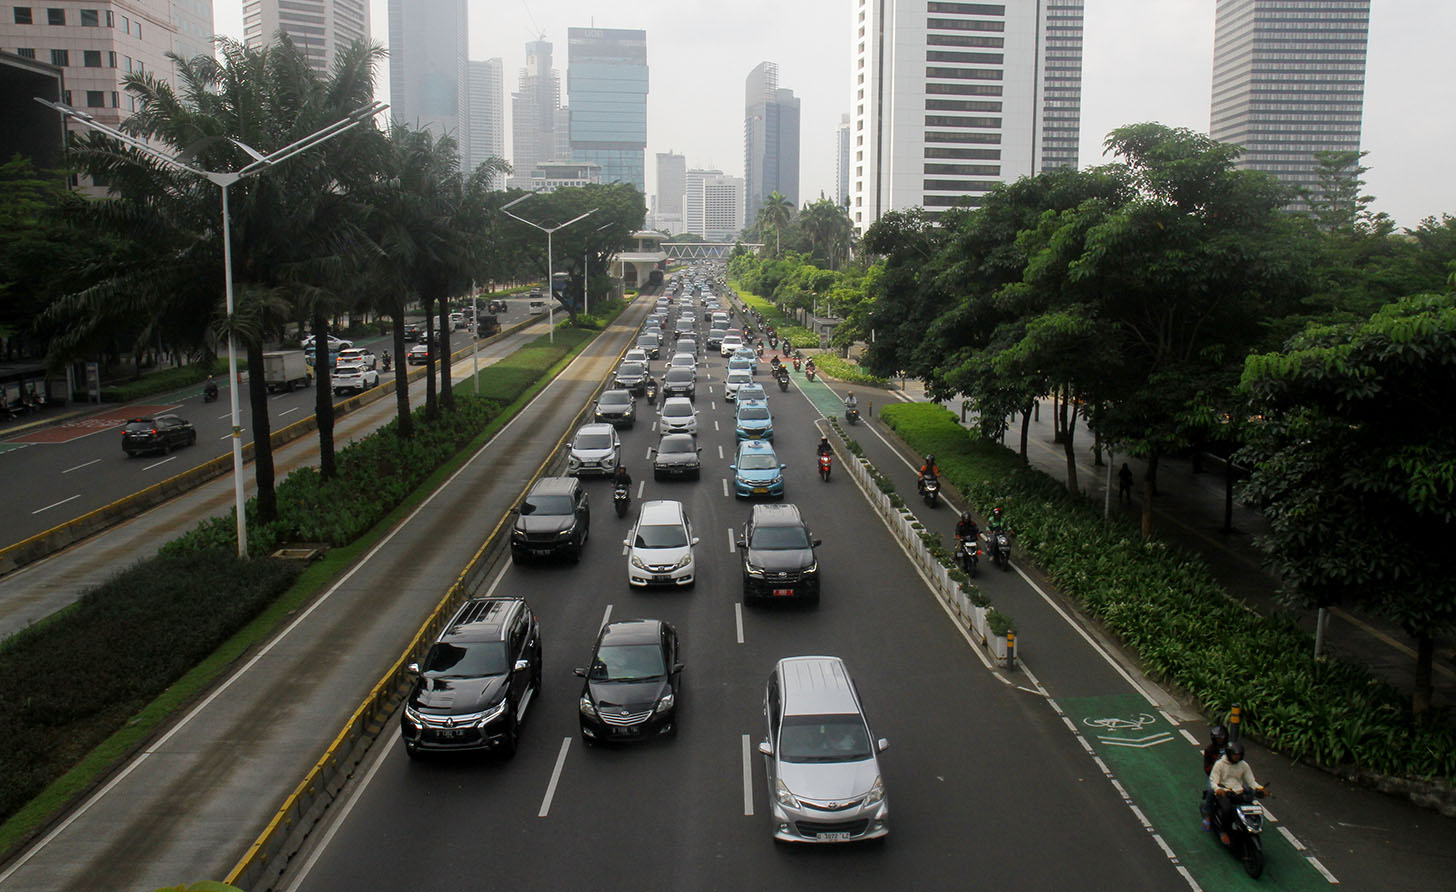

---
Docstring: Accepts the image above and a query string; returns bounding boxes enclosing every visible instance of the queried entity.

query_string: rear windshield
[778,714,873,763]
[422,641,508,678]
[124,421,156,432]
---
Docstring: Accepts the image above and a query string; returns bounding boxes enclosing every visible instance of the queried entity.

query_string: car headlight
[736,475,752,486]
[631,554,650,570]
[802,560,819,575]
[655,692,675,713]
[769,475,783,485]
[477,700,507,727]
[745,563,765,578]
[579,696,597,718]
[671,553,692,570]
[403,706,421,725]
[775,777,800,809]
[863,776,885,807]
[558,528,575,538]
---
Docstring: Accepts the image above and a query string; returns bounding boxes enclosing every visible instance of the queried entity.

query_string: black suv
[511,477,590,563]
[403,323,423,342]
[400,597,541,758]
[122,414,196,457]
[738,504,822,603]
[594,389,636,428]
[662,367,696,402]
[614,361,649,395]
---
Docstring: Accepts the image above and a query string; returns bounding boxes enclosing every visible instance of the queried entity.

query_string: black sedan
[650,434,702,481]
[575,619,682,745]
[407,343,431,365]
[122,414,196,457]
[594,389,636,428]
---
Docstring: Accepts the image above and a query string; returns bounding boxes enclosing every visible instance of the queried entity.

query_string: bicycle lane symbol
[1082,712,1174,747]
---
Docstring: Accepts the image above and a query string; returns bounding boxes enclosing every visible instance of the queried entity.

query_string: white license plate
[817,832,852,840]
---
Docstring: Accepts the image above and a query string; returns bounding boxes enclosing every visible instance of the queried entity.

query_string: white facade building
[685,170,744,242]
[835,113,851,208]
[244,0,370,75]
[465,58,504,184]
[849,0,1084,232]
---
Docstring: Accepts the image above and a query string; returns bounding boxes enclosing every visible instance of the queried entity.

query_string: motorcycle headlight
[655,692,675,713]
[774,777,800,809]
[579,696,597,718]
[863,776,885,807]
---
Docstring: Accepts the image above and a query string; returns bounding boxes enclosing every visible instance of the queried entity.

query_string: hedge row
[810,353,888,387]
[733,286,818,349]
[92,360,249,404]
[878,401,1456,781]
[0,551,303,822]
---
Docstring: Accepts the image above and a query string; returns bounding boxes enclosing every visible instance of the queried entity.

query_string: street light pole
[502,194,597,345]
[38,98,386,557]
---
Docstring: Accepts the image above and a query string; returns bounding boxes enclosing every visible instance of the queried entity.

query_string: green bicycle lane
[1054,693,1337,891]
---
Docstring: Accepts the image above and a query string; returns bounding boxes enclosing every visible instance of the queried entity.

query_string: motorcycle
[987,530,1012,571]
[613,484,632,519]
[644,379,658,406]
[805,366,816,383]
[919,474,940,507]
[845,406,859,425]
[1206,786,1269,878]
[792,356,801,371]
[756,344,765,359]
[381,353,393,373]
[203,382,219,403]
[777,371,790,392]
[818,452,832,482]
[769,335,778,349]
[955,535,979,576]
[782,342,791,358]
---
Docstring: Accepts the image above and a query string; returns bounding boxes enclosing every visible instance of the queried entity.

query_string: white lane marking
[1175,865,1203,891]
[62,458,101,474]
[636,480,644,499]
[741,735,754,816]
[1307,857,1339,883]
[713,420,719,432]
[727,528,736,553]
[217,412,231,420]
[1158,709,1178,726]
[645,447,653,460]
[538,737,572,817]
[218,432,233,440]
[711,401,717,411]
[1278,825,1305,850]
[31,494,81,515]
[279,407,300,416]
[1180,729,1201,745]
[721,478,729,498]
[717,445,724,460]
[600,605,613,629]
[142,456,178,472]
[735,603,744,644]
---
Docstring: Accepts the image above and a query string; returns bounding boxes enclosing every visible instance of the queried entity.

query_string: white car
[336,347,376,370]
[567,422,621,477]
[667,352,696,372]
[624,348,650,367]
[301,333,353,351]
[658,397,699,436]
[332,362,379,394]
[724,369,753,401]
[720,335,743,357]
[624,499,699,588]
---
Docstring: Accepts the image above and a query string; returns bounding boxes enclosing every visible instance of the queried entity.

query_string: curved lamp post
[501,193,597,343]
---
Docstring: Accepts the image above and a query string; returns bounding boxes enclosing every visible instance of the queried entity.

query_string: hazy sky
[214,0,1455,230]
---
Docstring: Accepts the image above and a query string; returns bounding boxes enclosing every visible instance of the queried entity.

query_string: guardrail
[225,304,638,891]
[0,317,541,577]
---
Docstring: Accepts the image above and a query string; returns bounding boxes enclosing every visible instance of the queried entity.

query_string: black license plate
[612,726,640,737]
[434,728,468,740]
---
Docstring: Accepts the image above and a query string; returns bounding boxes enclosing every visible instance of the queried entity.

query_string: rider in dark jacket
[613,465,632,489]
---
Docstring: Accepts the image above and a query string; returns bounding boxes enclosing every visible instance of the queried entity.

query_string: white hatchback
[624,499,699,588]
[658,396,699,436]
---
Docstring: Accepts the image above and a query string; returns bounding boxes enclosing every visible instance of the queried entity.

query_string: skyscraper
[388,0,469,163]
[835,114,851,209]
[511,39,561,190]
[243,0,370,75]
[684,168,720,239]
[466,59,505,184]
[744,62,800,224]
[656,151,687,234]
[849,0,1084,232]
[170,0,216,64]
[1210,0,1371,205]
[567,27,648,193]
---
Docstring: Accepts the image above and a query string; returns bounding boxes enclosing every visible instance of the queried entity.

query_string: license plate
[753,487,767,494]
[817,832,852,840]
[652,575,673,583]
[531,548,554,556]
[612,726,640,737]
[435,729,467,740]
[772,588,795,598]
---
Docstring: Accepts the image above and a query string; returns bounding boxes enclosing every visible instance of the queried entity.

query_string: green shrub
[811,354,889,387]
[879,401,1456,781]
[0,551,301,822]
[92,361,248,403]
[987,608,1018,637]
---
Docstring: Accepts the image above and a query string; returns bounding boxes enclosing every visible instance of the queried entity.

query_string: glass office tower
[567,27,648,193]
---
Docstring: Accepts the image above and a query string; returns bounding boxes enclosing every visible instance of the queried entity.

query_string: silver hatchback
[759,656,889,843]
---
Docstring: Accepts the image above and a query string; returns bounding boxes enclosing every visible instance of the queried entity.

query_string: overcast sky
[214,0,1455,230]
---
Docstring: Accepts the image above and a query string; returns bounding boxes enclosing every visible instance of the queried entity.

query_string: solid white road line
[143,456,177,472]
[1307,857,1339,883]
[735,603,744,644]
[30,494,81,515]
[727,528,736,553]
[741,735,754,816]
[1175,865,1204,891]
[600,605,613,630]
[721,478,729,498]
[279,407,300,416]
[538,737,572,817]
[1278,826,1305,850]
[61,459,101,474]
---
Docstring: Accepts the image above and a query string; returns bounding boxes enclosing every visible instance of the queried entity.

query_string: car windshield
[663,403,692,418]
[575,433,614,450]
[635,522,688,549]
[659,437,694,454]
[751,525,810,549]
[600,393,631,408]
[739,387,766,401]
[739,452,779,470]
[738,406,770,421]
[522,494,574,515]
[666,369,693,382]
[421,641,508,678]
[589,643,666,682]
[728,373,752,385]
[619,363,645,376]
[778,714,874,763]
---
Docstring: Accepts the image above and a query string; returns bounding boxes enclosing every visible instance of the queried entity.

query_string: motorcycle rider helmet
[1226,741,1245,760]
[961,511,973,524]
[925,454,935,467]
[1210,725,1228,744]
[992,506,1003,518]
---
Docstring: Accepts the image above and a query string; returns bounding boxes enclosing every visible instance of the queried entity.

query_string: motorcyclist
[917,454,939,492]
[955,511,980,543]
[844,391,858,411]
[816,436,833,458]
[804,357,816,377]
[1209,741,1265,845]
[613,464,632,490]
[987,506,1010,534]
[382,349,392,371]
[203,377,219,401]
[1200,724,1230,826]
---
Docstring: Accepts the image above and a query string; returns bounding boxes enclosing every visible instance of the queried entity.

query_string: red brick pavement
[8,405,178,444]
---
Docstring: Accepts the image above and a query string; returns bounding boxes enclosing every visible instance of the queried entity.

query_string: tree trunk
[390,303,412,438]
[246,341,277,524]
[1093,426,1104,467]
[423,298,437,413]
[1223,453,1235,534]
[312,308,336,479]
[1413,634,1433,715]
[1018,403,1032,461]
[1061,390,1079,495]
[1141,451,1159,539]
[437,293,454,410]
[1052,391,1064,443]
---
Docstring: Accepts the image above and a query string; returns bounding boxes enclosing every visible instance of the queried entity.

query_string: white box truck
[263,350,311,393]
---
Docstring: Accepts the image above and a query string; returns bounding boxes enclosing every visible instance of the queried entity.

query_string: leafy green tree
[1240,293,1456,713]
[756,190,794,256]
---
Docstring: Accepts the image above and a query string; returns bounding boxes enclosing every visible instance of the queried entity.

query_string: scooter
[782,342,791,358]
[919,474,940,507]
[613,484,631,518]
[1206,786,1270,878]
[805,366,816,383]
[987,530,1012,571]
[382,352,393,373]
[792,356,801,371]
[644,379,658,406]
[203,382,220,403]
[777,371,790,392]
[956,535,979,576]
[818,452,832,482]
[768,335,778,349]
[845,406,859,425]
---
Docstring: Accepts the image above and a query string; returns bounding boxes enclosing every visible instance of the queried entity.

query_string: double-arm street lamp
[501,193,597,343]
[38,98,387,556]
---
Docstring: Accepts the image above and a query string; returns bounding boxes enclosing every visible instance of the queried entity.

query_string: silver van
[758,656,889,842]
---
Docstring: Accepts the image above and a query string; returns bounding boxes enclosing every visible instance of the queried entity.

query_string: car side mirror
[647,448,657,455]
[780,463,788,469]
[758,740,773,756]
[736,537,746,548]
[812,539,822,547]
[513,659,530,673]
[407,662,420,675]
[690,537,700,546]
[574,667,586,678]
[695,447,702,453]
[622,539,630,547]
[877,738,890,752]
[729,464,737,471]
[673,663,685,673]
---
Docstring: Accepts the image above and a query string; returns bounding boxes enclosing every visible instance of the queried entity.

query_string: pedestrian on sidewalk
[1118,462,1134,502]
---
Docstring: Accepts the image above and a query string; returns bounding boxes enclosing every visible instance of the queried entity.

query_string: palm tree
[760,190,794,256]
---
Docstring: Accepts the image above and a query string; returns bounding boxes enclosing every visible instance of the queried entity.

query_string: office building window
[14,8,33,24]
[62,90,71,104]
[106,10,112,26]
[84,50,102,67]
[111,91,119,107]
[124,56,132,72]
[81,9,99,26]
[86,90,105,108]
[50,48,69,66]
[16,47,36,59]
[108,51,116,67]
[46,8,64,25]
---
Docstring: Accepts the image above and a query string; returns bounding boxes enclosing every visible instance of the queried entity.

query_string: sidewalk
[881,380,1456,710]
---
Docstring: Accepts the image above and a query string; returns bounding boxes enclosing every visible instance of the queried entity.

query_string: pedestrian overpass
[662,242,764,260]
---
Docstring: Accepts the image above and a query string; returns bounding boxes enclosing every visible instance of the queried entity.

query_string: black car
[662,367,696,402]
[636,333,661,359]
[122,414,196,457]
[594,388,636,428]
[738,504,822,603]
[576,619,682,745]
[400,597,541,759]
[511,476,590,563]
[402,323,423,342]
[487,299,508,314]
[650,433,702,481]
[614,361,650,395]
[407,343,431,365]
